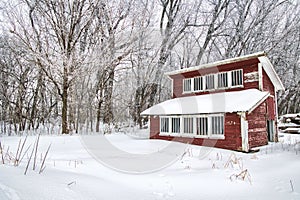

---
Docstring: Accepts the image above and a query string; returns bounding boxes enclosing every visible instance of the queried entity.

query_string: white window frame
[171,116,181,134]
[160,117,169,134]
[211,115,224,136]
[183,78,193,93]
[217,72,229,89]
[159,114,225,139]
[205,74,216,90]
[196,116,209,137]
[194,76,205,92]
[231,69,243,88]
[183,116,194,134]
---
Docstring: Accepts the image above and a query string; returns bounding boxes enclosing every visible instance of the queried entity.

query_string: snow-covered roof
[141,89,269,116]
[165,51,284,91]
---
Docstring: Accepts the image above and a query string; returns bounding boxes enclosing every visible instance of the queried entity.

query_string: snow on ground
[0,131,299,200]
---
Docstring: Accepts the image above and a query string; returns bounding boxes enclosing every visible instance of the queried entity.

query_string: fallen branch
[224,153,243,170]
[68,181,76,186]
[230,169,252,184]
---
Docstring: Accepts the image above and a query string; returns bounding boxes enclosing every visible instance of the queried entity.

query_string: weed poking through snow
[0,135,51,175]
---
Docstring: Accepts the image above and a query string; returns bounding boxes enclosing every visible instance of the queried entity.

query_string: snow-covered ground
[0,131,300,200]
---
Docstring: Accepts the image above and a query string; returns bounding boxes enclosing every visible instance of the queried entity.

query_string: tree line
[0,0,299,134]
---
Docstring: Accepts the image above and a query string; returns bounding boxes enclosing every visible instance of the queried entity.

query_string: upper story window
[194,76,204,91]
[205,74,215,90]
[182,69,243,93]
[183,78,192,92]
[218,72,228,88]
[231,69,243,86]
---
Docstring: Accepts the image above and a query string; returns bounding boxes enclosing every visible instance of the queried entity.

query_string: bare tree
[4,0,101,134]
[92,0,135,131]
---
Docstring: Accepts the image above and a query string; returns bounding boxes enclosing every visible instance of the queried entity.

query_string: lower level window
[171,117,181,133]
[183,117,193,134]
[160,117,169,133]
[196,117,208,136]
[160,114,224,138]
[212,116,224,135]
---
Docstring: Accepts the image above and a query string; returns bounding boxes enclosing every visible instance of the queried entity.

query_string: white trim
[171,79,174,97]
[239,112,249,152]
[258,56,285,91]
[258,63,263,91]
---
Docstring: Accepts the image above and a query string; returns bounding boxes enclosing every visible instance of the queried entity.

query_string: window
[159,114,224,138]
[183,117,193,134]
[182,69,243,94]
[160,117,169,133]
[171,117,181,133]
[194,76,204,91]
[205,74,215,90]
[231,69,243,86]
[183,78,192,92]
[217,72,228,88]
[211,116,224,135]
[196,117,208,136]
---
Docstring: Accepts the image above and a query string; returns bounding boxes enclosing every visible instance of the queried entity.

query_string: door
[267,120,275,142]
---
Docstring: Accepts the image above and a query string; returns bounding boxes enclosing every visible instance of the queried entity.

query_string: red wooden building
[141,52,284,152]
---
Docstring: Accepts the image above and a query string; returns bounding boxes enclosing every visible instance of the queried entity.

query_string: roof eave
[257,56,285,91]
[165,51,266,77]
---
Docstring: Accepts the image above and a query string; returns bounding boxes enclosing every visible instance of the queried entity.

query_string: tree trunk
[96,99,103,132]
[62,66,69,134]
[103,68,114,125]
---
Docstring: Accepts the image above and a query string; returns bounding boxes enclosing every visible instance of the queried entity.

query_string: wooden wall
[247,102,268,148]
